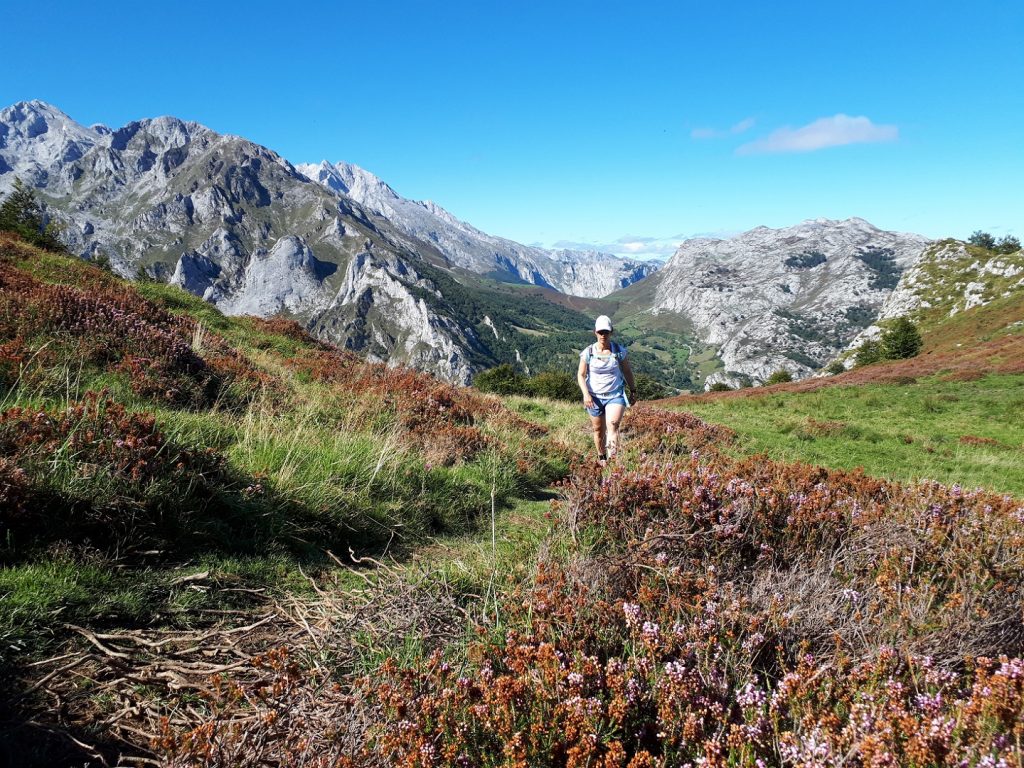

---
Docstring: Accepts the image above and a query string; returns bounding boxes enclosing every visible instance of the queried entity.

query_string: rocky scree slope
[0,101,556,384]
[296,160,658,298]
[639,218,932,387]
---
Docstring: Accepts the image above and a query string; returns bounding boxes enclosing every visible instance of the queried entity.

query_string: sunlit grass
[675,372,1024,496]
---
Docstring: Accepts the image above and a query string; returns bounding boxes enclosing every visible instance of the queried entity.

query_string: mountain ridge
[295,159,659,297]
[2,99,987,391]
[0,100,660,384]
[629,216,934,386]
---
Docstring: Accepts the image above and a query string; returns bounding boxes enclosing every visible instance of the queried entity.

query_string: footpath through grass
[0,235,586,765]
[674,371,1024,496]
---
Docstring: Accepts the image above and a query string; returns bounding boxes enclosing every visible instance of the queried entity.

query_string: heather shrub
[0,392,232,557]
[619,405,735,457]
[357,409,1024,766]
[0,256,269,409]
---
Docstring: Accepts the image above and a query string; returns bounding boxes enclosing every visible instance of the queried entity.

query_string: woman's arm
[577,358,594,408]
[621,358,638,401]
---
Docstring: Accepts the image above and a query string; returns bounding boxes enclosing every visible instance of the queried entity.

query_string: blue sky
[4,1,1022,258]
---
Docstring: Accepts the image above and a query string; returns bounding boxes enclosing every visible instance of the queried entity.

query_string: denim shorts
[585,391,627,417]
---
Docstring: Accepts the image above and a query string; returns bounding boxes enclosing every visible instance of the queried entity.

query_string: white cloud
[690,117,756,140]
[736,114,898,155]
[729,117,756,135]
[551,234,692,261]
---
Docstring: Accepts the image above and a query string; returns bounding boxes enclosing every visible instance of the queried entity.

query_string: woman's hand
[629,387,638,403]
[583,393,595,409]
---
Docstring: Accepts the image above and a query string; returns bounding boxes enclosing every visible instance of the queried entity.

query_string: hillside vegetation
[0,233,572,763]
[665,250,1024,495]
[1,234,1022,767]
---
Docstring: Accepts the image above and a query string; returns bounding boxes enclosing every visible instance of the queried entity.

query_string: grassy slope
[663,263,1024,496]
[669,372,1024,495]
[0,235,574,662]
[5,232,1023,765]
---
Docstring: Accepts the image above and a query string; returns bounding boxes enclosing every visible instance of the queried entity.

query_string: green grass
[0,241,577,677]
[675,372,1024,496]
[349,494,558,674]
[0,553,324,660]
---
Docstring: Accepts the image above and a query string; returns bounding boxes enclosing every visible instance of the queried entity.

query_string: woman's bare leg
[605,404,626,458]
[590,413,606,458]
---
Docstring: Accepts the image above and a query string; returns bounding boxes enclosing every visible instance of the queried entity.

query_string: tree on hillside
[854,339,883,367]
[880,317,923,360]
[996,235,1021,254]
[0,178,66,252]
[526,370,578,401]
[764,368,793,385]
[474,364,528,396]
[968,231,1021,254]
[968,231,997,249]
[633,373,670,400]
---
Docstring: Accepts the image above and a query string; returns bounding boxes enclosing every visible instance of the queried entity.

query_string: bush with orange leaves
[620,405,736,458]
[366,424,1024,765]
[150,404,1024,766]
[370,603,1024,767]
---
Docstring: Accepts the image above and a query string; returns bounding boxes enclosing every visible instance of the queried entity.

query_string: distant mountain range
[5,99,1016,390]
[296,160,657,297]
[0,100,654,383]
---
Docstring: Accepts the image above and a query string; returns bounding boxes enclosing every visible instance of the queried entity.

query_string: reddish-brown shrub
[0,392,229,553]
[622,405,735,457]
[0,258,268,408]
[959,434,1002,447]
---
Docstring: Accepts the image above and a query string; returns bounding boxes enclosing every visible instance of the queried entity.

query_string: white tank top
[581,343,626,396]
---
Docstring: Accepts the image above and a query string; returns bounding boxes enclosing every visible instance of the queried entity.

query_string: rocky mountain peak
[296,161,401,211]
[0,100,101,182]
[651,219,933,386]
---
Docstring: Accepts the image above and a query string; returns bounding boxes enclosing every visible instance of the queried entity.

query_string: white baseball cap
[594,315,613,332]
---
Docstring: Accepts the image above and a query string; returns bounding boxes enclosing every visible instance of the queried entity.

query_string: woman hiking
[577,315,637,465]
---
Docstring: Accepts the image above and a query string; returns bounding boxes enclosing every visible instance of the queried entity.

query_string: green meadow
[674,372,1024,496]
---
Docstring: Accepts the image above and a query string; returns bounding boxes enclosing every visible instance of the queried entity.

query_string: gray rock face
[217,236,335,317]
[649,218,933,385]
[296,160,658,297]
[0,100,102,186]
[0,100,482,383]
